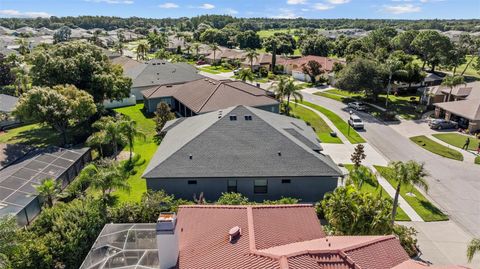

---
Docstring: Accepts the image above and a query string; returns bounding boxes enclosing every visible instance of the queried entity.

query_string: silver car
[347,101,367,111]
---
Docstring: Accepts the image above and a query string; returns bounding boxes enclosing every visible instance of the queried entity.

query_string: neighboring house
[142,78,279,115]
[80,204,465,269]
[143,105,342,202]
[422,85,472,105]
[0,147,91,226]
[205,46,246,64]
[111,57,204,101]
[423,72,445,87]
[280,55,345,82]
[0,94,20,129]
[241,53,288,71]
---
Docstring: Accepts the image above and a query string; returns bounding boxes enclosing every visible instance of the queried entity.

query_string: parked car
[196,60,206,65]
[233,68,241,75]
[348,114,364,129]
[347,101,367,111]
[429,119,458,130]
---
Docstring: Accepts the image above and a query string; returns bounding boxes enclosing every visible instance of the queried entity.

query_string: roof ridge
[178,204,315,209]
[341,235,397,253]
[196,79,225,113]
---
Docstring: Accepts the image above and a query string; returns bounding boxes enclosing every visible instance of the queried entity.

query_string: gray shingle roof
[143,106,342,179]
[131,59,204,88]
[0,94,19,113]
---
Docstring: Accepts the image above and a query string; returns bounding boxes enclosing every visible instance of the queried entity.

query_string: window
[254,179,268,194]
[227,180,237,192]
[187,180,197,185]
[244,115,253,121]
[281,179,291,184]
[229,115,237,121]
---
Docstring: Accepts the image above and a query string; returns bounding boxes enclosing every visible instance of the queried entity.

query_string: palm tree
[35,178,60,208]
[192,42,201,57]
[388,160,429,225]
[441,75,465,102]
[384,59,406,109]
[467,238,480,262]
[245,49,259,71]
[136,41,150,60]
[238,68,255,83]
[87,116,126,159]
[114,41,124,55]
[347,165,377,189]
[185,44,192,55]
[16,38,30,56]
[270,77,303,115]
[209,43,219,65]
[82,160,130,203]
[12,65,30,95]
[119,118,146,162]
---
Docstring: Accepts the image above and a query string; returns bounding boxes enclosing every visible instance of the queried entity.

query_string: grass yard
[315,92,350,103]
[432,133,480,151]
[410,135,463,161]
[374,166,449,222]
[476,156,480,165]
[112,103,158,203]
[299,101,366,144]
[344,164,410,221]
[198,65,233,74]
[289,104,342,144]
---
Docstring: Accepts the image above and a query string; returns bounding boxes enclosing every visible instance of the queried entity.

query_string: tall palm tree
[88,116,126,159]
[114,41,124,55]
[441,75,465,102]
[238,68,255,83]
[12,65,30,96]
[467,238,480,263]
[136,41,150,60]
[119,118,146,162]
[388,160,429,225]
[35,178,60,208]
[245,49,259,71]
[16,38,30,56]
[192,42,201,57]
[384,59,406,109]
[82,160,130,203]
[271,78,303,115]
[209,43,219,64]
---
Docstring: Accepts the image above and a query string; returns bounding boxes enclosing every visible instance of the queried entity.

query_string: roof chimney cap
[229,226,241,242]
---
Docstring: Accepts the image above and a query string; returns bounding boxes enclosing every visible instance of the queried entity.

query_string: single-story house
[241,53,288,71]
[0,94,20,129]
[422,85,472,105]
[142,78,279,115]
[280,55,345,82]
[142,105,342,202]
[80,205,464,269]
[434,98,480,132]
[423,72,445,87]
[111,57,204,101]
[0,147,91,226]
[205,47,246,64]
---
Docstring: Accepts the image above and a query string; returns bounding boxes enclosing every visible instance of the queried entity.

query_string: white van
[348,114,364,129]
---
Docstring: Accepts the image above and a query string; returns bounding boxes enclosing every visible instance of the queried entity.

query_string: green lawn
[410,135,463,161]
[344,164,410,221]
[198,65,233,74]
[113,103,158,203]
[230,75,269,83]
[315,92,350,103]
[432,133,480,151]
[299,101,366,144]
[476,156,480,165]
[0,123,87,147]
[289,104,342,144]
[374,166,449,222]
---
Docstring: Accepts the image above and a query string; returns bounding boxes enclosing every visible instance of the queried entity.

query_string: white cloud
[271,8,298,18]
[199,3,215,9]
[382,4,421,14]
[158,2,179,8]
[0,9,51,18]
[287,0,307,4]
[85,0,134,4]
[313,3,334,10]
[326,0,350,4]
[224,8,238,15]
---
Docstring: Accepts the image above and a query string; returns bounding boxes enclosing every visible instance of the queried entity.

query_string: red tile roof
[283,55,345,72]
[175,205,466,269]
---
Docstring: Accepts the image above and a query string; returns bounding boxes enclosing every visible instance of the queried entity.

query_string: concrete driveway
[301,89,480,266]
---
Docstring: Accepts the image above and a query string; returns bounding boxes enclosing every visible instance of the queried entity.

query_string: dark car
[429,119,458,130]
[347,101,367,111]
[196,60,206,65]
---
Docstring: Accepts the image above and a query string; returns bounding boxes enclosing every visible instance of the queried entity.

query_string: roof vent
[278,151,282,156]
[166,85,173,88]
[189,154,193,160]
[229,226,241,243]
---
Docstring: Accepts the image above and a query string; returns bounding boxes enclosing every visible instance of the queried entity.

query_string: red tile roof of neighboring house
[175,205,466,269]
[283,55,345,72]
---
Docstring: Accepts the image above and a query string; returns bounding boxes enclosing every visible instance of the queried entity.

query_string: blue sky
[0,0,479,19]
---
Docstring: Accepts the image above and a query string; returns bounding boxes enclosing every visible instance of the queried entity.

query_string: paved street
[302,89,480,266]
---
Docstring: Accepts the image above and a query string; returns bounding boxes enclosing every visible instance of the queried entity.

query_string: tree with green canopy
[14,85,97,145]
[238,68,255,83]
[269,77,303,115]
[53,26,71,44]
[245,49,259,71]
[441,75,465,102]
[136,41,150,60]
[29,41,132,103]
[236,30,261,50]
[87,115,127,159]
[300,36,330,57]
[301,60,324,85]
[411,30,452,72]
[35,178,61,208]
